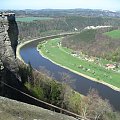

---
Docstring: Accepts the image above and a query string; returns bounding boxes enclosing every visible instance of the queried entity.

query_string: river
[19,37,120,111]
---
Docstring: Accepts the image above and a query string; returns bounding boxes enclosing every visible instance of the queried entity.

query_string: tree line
[17,16,120,42]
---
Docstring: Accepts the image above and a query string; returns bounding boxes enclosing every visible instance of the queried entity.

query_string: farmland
[16,17,53,22]
[104,30,120,39]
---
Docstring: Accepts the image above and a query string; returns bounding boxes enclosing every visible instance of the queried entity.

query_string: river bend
[20,38,120,111]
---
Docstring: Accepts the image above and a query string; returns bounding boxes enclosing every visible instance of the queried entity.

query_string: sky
[0,0,120,11]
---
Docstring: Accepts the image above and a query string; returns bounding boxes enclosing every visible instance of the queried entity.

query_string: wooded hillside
[17,16,120,41]
[62,28,120,62]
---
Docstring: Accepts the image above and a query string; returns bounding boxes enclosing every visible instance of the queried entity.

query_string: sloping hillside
[18,16,120,41]
[62,28,120,62]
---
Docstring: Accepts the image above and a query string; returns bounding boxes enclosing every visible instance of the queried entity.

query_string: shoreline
[37,47,120,92]
[16,37,44,62]
[17,37,120,93]
[17,41,29,62]
[16,33,76,63]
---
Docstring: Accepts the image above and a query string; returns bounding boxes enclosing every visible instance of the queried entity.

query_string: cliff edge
[0,96,77,120]
[0,12,19,74]
[0,15,78,119]
[0,12,22,98]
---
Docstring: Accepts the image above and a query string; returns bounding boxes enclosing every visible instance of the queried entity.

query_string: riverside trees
[18,62,120,120]
[78,89,120,120]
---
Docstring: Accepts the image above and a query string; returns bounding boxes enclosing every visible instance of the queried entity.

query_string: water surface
[20,39,120,111]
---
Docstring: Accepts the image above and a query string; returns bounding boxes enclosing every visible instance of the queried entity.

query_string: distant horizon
[0,8,119,12]
[1,0,120,11]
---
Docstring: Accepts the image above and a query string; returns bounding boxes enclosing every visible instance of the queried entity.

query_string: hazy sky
[1,0,120,11]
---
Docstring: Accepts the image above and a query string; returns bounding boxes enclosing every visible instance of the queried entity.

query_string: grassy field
[16,17,53,22]
[38,38,120,89]
[104,30,120,39]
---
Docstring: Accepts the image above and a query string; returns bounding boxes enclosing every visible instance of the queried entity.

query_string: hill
[62,28,120,62]
[17,16,120,41]
[7,9,120,18]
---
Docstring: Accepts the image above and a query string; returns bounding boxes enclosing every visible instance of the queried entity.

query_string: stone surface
[0,13,21,97]
[0,13,19,76]
[0,96,77,120]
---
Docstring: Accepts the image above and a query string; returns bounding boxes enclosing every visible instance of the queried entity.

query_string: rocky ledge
[0,12,19,75]
[0,96,77,120]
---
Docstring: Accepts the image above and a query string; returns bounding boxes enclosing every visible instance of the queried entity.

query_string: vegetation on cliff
[18,62,82,113]
[18,62,120,120]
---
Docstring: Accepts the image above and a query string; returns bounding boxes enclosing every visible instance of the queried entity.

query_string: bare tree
[58,72,73,112]
[79,89,113,120]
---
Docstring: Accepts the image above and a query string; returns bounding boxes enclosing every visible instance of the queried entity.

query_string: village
[39,39,120,76]
[70,50,120,72]
[56,40,120,74]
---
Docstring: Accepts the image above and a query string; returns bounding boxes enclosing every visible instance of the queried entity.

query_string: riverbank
[38,48,120,92]
[37,38,120,92]
[17,36,120,92]
[16,33,76,62]
[17,41,30,62]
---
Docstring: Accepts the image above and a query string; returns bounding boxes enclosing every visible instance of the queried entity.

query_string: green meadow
[16,17,53,22]
[38,38,120,88]
[104,30,120,39]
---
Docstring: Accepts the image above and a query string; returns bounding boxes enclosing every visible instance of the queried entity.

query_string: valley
[1,7,120,120]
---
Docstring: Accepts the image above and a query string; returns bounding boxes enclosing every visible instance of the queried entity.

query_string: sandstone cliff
[0,12,21,97]
[0,13,19,74]
[0,13,78,120]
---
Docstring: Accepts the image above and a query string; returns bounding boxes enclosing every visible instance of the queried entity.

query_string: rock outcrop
[0,96,77,120]
[0,12,19,76]
[0,12,21,97]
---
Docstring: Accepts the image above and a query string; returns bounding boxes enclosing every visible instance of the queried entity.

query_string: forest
[17,16,120,41]
[62,28,120,62]
[18,62,120,120]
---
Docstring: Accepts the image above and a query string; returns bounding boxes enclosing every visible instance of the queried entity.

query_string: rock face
[0,13,21,97]
[0,13,19,75]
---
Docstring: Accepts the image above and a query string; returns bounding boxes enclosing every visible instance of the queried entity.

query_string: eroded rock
[0,13,19,76]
